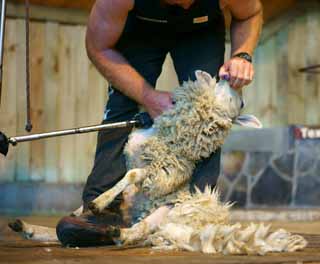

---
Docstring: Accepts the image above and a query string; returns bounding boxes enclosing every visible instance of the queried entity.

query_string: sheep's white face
[214,80,244,120]
[195,70,262,129]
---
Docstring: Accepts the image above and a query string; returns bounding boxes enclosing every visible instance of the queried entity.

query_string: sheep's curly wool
[125,78,232,201]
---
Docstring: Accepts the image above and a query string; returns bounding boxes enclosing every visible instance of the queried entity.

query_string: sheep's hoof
[8,219,24,232]
[88,201,102,215]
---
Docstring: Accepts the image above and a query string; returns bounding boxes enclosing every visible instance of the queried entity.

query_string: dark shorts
[82,27,225,208]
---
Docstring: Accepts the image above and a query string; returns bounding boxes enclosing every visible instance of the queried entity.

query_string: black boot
[57,192,127,247]
[56,209,124,247]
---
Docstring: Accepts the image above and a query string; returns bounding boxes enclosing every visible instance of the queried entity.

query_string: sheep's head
[195,70,262,129]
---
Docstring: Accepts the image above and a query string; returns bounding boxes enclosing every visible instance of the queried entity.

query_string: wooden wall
[0,19,107,184]
[0,7,320,184]
[241,9,320,127]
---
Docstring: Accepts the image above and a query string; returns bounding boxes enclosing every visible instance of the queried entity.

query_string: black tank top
[124,0,225,34]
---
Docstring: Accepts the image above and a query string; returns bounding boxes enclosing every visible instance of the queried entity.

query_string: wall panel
[1,9,320,183]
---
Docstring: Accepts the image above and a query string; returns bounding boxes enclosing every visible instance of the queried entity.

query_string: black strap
[25,0,32,132]
[134,112,153,128]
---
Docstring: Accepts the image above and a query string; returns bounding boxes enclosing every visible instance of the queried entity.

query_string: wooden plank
[0,20,17,182]
[287,16,307,125]
[247,52,261,127]
[304,11,320,125]
[248,36,277,128]
[29,21,45,181]
[57,25,76,183]
[73,25,90,183]
[9,0,95,11]
[261,0,297,22]
[316,12,320,126]
[262,37,278,126]
[7,3,89,26]
[274,28,289,126]
[15,19,31,182]
[259,6,303,44]
[86,60,107,182]
[43,22,60,183]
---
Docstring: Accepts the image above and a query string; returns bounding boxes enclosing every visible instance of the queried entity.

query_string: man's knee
[56,216,81,247]
[56,215,120,247]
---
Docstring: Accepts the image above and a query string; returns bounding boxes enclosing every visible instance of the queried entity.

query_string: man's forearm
[87,45,154,107]
[230,9,263,56]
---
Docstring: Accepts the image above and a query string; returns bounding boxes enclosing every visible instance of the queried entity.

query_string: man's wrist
[232,52,253,63]
[141,87,155,108]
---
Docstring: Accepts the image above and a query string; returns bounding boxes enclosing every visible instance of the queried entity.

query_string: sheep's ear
[195,70,214,86]
[233,114,262,129]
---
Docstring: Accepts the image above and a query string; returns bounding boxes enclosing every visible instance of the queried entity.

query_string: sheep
[87,70,260,217]
[8,70,307,254]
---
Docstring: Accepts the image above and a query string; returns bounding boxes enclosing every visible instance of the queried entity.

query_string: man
[56,0,263,247]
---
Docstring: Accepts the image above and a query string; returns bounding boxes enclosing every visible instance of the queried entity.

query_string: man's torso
[124,0,225,34]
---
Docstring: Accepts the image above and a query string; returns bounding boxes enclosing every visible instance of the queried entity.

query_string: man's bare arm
[86,0,173,118]
[227,0,263,56]
[219,0,263,89]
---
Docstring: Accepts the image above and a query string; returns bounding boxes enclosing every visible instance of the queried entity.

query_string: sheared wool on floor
[146,187,307,255]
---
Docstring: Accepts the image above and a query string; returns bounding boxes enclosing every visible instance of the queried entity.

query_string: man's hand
[219,57,254,90]
[143,89,174,119]
[219,0,262,90]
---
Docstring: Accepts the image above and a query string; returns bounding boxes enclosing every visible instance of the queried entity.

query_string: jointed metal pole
[8,120,138,146]
[0,112,153,156]
[0,120,137,157]
[0,0,7,106]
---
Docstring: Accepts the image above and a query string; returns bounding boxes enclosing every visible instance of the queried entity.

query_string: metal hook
[0,0,7,106]
[298,64,320,74]
[25,0,32,132]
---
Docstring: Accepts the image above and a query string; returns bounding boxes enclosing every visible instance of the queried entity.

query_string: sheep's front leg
[89,168,147,214]
[119,206,171,245]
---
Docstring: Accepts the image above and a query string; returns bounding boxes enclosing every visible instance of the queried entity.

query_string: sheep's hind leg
[89,168,147,215]
[8,219,59,243]
[118,205,171,245]
[8,206,83,243]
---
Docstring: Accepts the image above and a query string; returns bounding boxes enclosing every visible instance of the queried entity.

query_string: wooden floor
[1,216,320,264]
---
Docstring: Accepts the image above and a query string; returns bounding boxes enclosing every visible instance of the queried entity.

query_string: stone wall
[219,126,320,208]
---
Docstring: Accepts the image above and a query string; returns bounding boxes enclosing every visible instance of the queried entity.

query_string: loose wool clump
[146,187,307,255]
